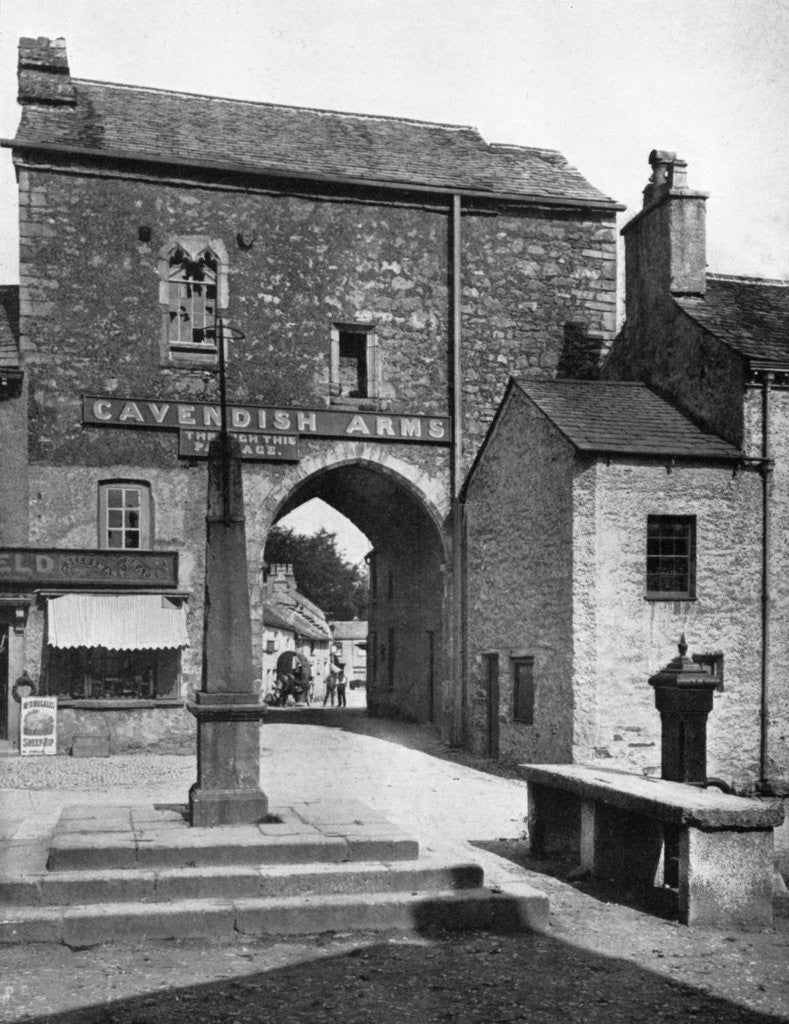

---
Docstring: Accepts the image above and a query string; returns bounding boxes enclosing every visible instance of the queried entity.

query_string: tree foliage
[264,526,369,621]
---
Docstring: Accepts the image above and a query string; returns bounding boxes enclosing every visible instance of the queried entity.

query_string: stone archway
[256,457,449,729]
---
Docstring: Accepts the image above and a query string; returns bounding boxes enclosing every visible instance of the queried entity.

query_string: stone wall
[584,459,763,791]
[460,208,617,460]
[17,167,617,470]
[55,704,195,755]
[463,389,575,762]
[744,388,789,786]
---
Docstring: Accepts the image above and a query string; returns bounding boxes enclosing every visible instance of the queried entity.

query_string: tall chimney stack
[622,150,709,323]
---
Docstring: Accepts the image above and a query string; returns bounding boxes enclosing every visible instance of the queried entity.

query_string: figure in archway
[273,650,310,706]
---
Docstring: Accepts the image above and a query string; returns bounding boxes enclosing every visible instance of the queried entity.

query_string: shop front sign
[0,548,179,588]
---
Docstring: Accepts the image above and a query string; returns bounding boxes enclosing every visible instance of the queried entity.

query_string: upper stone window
[646,515,696,600]
[330,323,379,403]
[159,237,228,365]
[98,481,152,550]
[167,247,218,348]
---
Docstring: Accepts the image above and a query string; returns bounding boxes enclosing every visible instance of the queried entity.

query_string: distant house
[330,620,368,684]
[261,565,332,698]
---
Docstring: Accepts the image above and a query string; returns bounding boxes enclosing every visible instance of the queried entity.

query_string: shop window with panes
[646,515,696,599]
[99,482,152,550]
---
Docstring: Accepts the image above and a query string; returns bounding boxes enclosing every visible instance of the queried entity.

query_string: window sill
[169,342,219,353]
[329,397,384,412]
[644,595,698,602]
[54,699,184,710]
[164,349,218,369]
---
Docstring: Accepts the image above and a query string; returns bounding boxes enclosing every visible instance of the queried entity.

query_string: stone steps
[2,855,485,905]
[0,799,551,945]
[0,884,549,947]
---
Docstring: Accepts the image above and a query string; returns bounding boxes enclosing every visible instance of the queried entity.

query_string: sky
[1,0,787,561]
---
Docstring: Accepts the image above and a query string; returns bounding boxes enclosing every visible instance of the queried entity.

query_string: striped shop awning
[47,593,189,650]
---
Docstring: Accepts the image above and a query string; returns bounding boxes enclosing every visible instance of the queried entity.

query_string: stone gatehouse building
[0,37,619,751]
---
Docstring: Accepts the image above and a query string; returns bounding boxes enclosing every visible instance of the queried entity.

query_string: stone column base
[189,784,269,828]
[187,694,268,827]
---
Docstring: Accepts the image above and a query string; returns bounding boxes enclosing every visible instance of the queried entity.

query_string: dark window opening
[338,330,368,398]
[513,657,535,725]
[45,647,180,700]
[646,515,696,599]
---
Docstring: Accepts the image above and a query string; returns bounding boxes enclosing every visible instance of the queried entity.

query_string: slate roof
[514,379,742,460]
[9,77,618,207]
[330,620,368,641]
[675,275,789,366]
[0,286,20,367]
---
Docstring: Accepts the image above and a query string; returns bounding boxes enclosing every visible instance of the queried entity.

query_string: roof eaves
[574,443,742,462]
[2,137,625,212]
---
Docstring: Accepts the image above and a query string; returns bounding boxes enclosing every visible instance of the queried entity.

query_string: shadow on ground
[474,839,682,922]
[9,926,785,1024]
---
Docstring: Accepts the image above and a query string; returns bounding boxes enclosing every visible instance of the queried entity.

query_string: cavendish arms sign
[83,396,451,448]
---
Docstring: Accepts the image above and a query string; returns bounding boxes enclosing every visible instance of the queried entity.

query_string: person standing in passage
[323,670,338,706]
[335,664,347,708]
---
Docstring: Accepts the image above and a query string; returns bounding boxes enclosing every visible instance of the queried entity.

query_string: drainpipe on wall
[759,372,774,793]
[450,193,465,747]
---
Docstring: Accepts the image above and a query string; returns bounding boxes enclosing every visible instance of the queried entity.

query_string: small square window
[646,515,696,599]
[512,657,535,725]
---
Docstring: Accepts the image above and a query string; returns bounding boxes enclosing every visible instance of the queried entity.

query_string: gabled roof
[675,275,789,366]
[8,75,619,208]
[263,598,331,642]
[0,286,20,368]
[513,378,741,460]
[331,620,368,641]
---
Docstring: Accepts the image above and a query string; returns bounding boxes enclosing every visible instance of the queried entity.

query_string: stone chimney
[622,150,709,316]
[18,37,76,106]
[263,563,297,596]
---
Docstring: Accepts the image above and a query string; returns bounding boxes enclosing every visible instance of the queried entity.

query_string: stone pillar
[188,435,268,827]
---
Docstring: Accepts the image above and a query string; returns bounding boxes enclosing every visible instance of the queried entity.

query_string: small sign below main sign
[179,430,300,461]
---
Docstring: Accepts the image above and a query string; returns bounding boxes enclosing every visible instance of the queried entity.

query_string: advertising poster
[20,696,57,756]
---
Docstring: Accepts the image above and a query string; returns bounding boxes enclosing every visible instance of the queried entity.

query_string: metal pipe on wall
[759,373,774,791]
[450,193,465,746]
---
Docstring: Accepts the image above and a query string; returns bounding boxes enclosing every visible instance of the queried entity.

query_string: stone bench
[520,764,785,928]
